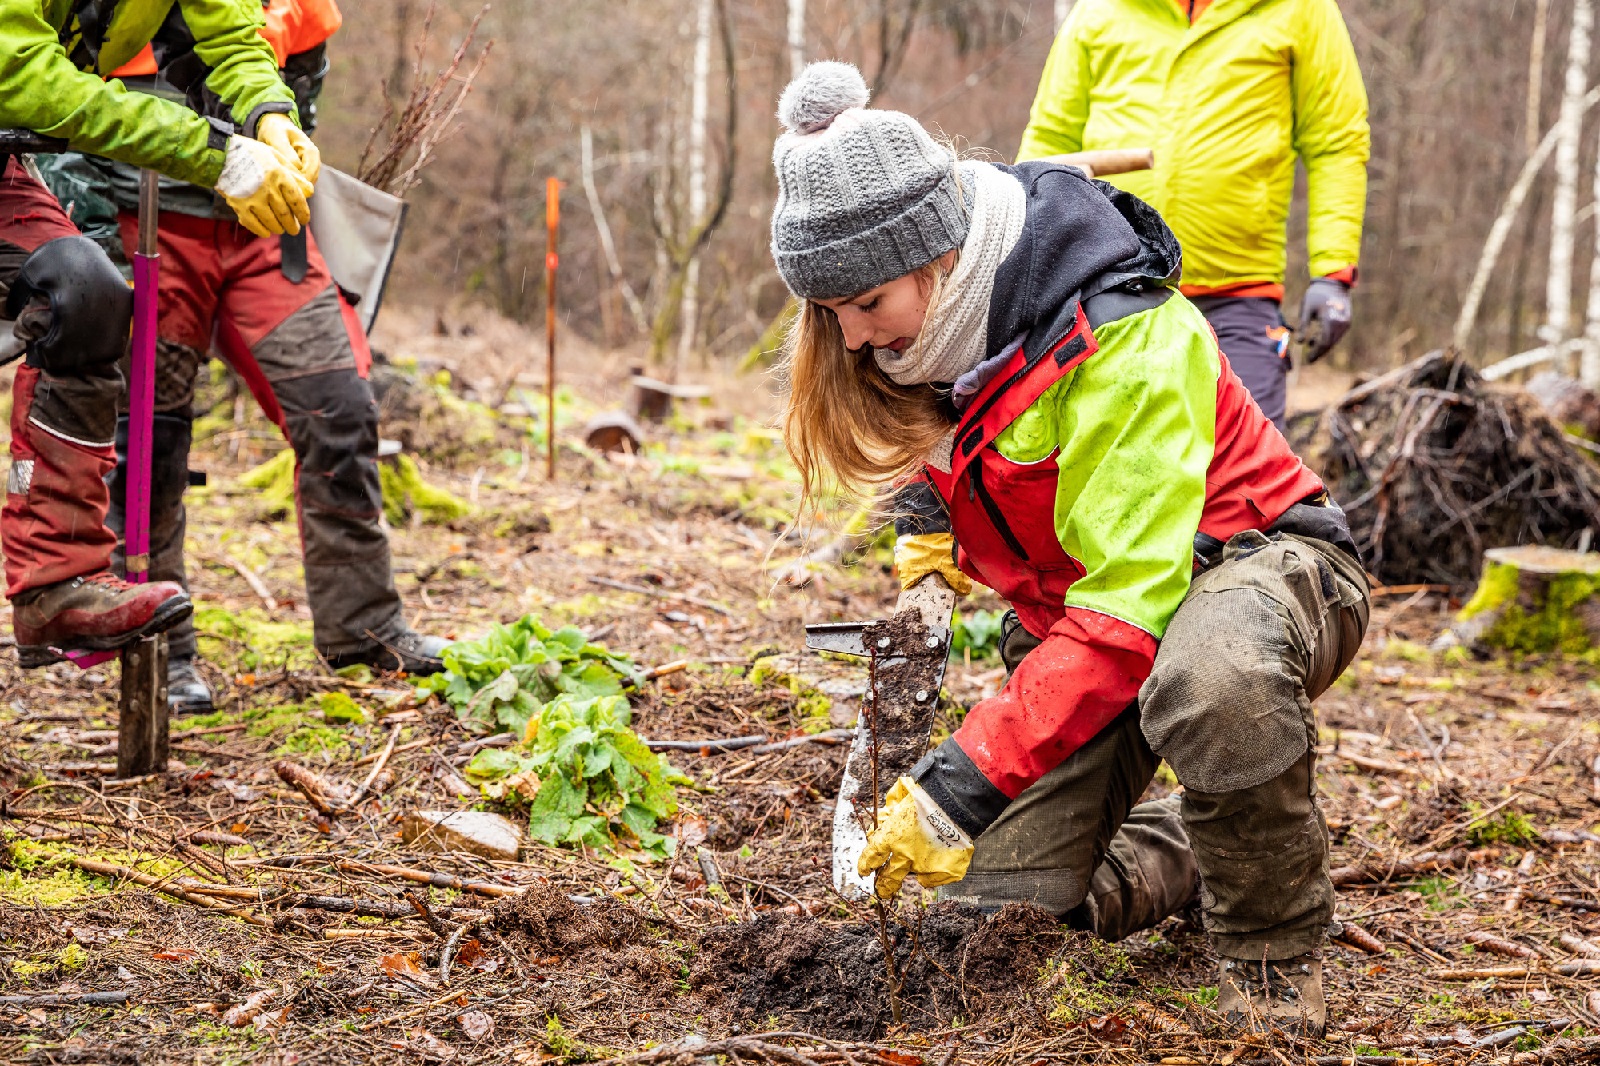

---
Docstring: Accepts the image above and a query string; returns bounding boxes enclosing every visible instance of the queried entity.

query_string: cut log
[1445,545,1600,654]
[583,411,644,455]
[626,369,711,423]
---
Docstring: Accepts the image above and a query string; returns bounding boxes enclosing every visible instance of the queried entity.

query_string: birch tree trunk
[675,0,713,378]
[1543,0,1592,353]
[788,0,805,79]
[1527,0,1552,157]
[1583,114,1600,386]
[580,125,647,335]
[1455,87,1600,352]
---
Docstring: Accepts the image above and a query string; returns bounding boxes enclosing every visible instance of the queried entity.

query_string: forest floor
[0,317,1597,1065]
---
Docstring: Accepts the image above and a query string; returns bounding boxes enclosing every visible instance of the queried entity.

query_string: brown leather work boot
[1216,950,1325,1039]
[12,572,192,668]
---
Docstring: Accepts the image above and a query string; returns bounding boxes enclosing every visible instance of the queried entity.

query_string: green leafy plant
[951,609,1006,660]
[419,615,640,737]
[465,694,689,858]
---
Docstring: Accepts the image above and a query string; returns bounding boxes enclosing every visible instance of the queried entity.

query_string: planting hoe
[0,140,167,773]
[805,575,956,898]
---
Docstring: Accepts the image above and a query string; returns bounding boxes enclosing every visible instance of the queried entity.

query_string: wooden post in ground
[117,636,168,777]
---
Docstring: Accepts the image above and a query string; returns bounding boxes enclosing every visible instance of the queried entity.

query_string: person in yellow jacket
[1017,0,1370,430]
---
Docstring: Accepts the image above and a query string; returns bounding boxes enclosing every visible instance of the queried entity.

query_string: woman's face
[813,251,954,354]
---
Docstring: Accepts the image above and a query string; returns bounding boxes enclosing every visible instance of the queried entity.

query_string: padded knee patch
[275,368,381,519]
[1141,580,1312,794]
[5,236,132,375]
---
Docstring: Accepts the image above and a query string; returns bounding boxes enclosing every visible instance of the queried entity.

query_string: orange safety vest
[112,0,342,77]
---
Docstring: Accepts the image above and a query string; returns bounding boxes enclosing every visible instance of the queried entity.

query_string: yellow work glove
[893,532,972,595]
[255,112,321,185]
[215,135,314,238]
[858,776,974,899]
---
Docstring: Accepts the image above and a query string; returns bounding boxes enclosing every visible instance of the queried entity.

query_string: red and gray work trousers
[103,210,404,659]
[0,159,121,600]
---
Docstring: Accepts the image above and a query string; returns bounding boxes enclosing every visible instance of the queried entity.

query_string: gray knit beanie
[770,61,970,300]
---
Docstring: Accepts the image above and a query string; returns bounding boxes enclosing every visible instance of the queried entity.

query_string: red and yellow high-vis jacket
[891,163,1329,837]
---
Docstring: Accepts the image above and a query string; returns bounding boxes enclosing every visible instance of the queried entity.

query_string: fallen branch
[1434,959,1600,979]
[750,729,853,754]
[1329,848,1473,886]
[354,737,431,766]
[247,856,522,898]
[69,858,273,928]
[274,760,349,816]
[586,575,732,616]
[0,991,129,1007]
[198,553,277,613]
[439,921,482,985]
[644,734,766,754]
[342,725,401,809]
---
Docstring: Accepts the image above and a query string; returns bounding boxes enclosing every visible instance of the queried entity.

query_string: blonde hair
[778,262,955,527]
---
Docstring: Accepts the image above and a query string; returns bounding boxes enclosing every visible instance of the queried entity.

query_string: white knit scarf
[872,162,1027,388]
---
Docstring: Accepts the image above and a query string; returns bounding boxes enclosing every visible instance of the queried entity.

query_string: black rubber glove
[1297,277,1352,364]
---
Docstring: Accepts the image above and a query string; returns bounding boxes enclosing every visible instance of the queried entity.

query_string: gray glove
[1297,277,1352,364]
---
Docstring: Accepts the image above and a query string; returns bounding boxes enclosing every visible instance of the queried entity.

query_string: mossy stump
[1447,545,1600,656]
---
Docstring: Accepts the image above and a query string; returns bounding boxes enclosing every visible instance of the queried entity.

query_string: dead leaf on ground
[453,938,491,970]
[380,951,427,978]
[675,814,709,848]
[153,948,201,962]
[458,1009,494,1041]
[406,1027,458,1061]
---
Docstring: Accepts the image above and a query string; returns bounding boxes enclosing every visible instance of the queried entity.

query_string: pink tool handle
[125,251,158,582]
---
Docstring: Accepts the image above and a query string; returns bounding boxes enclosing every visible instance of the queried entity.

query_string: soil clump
[694,902,1063,1039]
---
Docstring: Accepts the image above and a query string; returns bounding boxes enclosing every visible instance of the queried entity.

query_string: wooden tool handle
[1043,148,1155,179]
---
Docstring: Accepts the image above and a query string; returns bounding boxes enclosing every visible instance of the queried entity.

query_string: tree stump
[1445,545,1600,655]
[583,411,644,455]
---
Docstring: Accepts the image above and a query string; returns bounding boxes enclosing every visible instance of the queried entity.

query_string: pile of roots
[1290,351,1600,587]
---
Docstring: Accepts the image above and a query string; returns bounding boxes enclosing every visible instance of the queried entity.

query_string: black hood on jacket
[984,162,1183,361]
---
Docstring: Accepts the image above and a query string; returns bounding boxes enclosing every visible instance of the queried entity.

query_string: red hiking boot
[12,572,192,668]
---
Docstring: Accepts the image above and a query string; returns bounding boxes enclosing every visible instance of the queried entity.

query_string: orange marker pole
[545,177,563,482]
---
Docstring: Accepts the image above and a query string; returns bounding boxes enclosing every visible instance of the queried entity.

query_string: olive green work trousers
[939,530,1369,961]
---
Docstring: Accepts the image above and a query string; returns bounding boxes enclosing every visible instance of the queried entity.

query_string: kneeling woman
[770,63,1369,1038]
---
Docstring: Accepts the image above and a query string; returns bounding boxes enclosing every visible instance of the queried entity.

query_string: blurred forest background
[319,0,1579,375]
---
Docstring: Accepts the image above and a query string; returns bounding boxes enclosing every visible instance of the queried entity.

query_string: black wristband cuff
[911,737,1010,839]
[204,116,234,153]
[243,101,294,138]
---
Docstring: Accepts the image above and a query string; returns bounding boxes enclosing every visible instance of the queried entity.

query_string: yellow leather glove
[858,776,974,899]
[215,135,314,238]
[893,532,972,595]
[256,112,321,185]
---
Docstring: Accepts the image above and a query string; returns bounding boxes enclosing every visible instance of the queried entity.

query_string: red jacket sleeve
[953,606,1157,799]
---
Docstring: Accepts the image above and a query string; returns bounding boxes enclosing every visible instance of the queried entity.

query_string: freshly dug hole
[694,902,1063,1039]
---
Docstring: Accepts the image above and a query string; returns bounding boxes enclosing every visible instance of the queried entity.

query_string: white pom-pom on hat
[778,61,871,135]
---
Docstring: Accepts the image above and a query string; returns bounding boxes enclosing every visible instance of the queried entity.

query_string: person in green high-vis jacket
[0,0,317,668]
[1017,0,1370,431]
